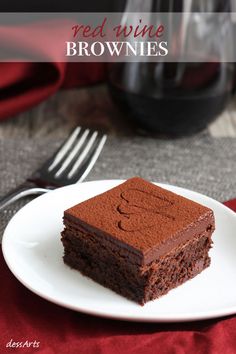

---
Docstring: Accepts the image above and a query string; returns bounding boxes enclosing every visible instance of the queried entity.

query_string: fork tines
[48,127,107,184]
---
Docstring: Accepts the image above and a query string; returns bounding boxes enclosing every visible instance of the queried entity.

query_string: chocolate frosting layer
[64,177,215,265]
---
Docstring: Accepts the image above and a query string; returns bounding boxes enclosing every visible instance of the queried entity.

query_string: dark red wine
[108,62,234,136]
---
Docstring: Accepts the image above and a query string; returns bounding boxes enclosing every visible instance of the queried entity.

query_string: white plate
[2,180,236,322]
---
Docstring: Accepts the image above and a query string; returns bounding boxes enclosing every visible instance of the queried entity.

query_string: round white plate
[2,180,236,322]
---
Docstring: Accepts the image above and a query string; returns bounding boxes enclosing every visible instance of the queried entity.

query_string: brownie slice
[61,177,215,305]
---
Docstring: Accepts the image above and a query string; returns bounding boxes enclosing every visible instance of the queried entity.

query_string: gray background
[1,133,235,239]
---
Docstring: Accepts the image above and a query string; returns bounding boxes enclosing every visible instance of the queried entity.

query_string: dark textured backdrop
[0,1,125,12]
[0,134,236,239]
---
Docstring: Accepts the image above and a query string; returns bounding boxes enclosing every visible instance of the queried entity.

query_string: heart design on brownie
[117,188,175,232]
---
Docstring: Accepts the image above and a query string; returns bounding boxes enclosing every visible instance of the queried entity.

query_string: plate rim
[2,179,236,322]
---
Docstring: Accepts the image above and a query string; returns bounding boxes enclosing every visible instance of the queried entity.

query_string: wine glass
[108,0,234,136]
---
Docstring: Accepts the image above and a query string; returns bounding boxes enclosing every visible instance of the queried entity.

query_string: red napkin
[0,62,105,120]
[0,19,106,121]
[0,199,236,354]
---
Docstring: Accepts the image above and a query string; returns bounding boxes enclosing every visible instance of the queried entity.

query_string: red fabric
[0,20,106,120]
[0,200,236,354]
[0,62,105,119]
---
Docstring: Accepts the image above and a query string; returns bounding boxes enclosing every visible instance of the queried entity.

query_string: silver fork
[0,126,107,211]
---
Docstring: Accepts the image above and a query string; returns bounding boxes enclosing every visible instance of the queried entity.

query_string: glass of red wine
[108,0,235,136]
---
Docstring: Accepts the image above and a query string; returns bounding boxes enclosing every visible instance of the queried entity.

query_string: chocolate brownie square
[61,177,215,305]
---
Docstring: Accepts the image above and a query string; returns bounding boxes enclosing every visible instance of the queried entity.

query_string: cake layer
[63,217,142,266]
[61,224,213,304]
[142,232,212,303]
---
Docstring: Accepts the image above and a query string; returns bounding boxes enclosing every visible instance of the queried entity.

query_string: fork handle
[0,181,49,212]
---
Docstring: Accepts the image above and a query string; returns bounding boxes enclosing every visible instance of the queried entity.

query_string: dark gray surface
[0,134,236,239]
